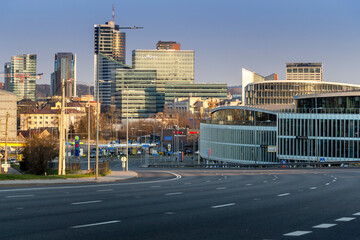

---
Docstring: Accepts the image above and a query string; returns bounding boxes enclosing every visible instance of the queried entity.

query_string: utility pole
[58,79,66,175]
[4,112,8,165]
[126,85,129,172]
[88,89,91,171]
[0,119,2,174]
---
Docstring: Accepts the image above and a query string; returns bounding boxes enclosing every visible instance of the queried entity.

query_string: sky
[1,0,360,87]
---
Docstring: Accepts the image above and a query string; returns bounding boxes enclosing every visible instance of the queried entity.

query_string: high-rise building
[286,63,322,81]
[51,52,76,98]
[113,69,157,118]
[4,54,37,101]
[94,20,126,106]
[132,48,194,85]
[156,41,181,50]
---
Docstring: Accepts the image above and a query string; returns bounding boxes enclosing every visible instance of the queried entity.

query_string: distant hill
[36,84,51,98]
[36,84,94,98]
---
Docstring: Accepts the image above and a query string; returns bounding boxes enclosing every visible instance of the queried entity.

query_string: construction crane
[112,5,143,30]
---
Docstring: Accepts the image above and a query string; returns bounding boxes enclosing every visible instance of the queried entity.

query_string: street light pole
[95,76,99,180]
[87,84,91,171]
[126,85,129,172]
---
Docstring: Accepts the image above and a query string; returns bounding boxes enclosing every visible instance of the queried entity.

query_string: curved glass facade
[200,107,278,164]
[244,81,360,105]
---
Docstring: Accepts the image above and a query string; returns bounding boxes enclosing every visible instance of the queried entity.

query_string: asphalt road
[1,166,360,240]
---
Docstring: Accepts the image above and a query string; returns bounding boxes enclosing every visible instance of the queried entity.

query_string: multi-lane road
[1,163,360,239]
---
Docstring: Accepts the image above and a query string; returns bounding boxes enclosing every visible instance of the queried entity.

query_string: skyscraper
[94,20,126,106]
[51,52,76,98]
[4,54,37,101]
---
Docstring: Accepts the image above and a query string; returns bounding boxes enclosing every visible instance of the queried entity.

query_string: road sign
[320,157,325,162]
[121,156,127,162]
[164,136,172,141]
[267,146,277,152]
[207,148,211,156]
[2,163,10,173]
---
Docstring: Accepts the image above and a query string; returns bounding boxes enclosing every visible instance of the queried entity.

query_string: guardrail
[148,161,360,169]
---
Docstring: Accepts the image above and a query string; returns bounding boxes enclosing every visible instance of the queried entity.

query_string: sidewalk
[0,169,138,186]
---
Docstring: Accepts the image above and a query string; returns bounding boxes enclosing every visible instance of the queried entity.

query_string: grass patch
[0,173,95,180]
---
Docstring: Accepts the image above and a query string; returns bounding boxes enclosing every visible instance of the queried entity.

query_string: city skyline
[2,0,360,87]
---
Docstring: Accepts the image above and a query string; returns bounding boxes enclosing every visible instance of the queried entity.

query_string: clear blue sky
[1,0,360,87]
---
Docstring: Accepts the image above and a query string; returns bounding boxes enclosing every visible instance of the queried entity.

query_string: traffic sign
[189,131,198,134]
[2,163,10,173]
[121,156,127,162]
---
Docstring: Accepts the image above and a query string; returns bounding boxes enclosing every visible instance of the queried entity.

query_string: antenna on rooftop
[112,4,115,22]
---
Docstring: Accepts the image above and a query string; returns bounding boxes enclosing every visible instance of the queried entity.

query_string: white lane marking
[216,187,227,190]
[184,182,192,185]
[150,185,161,188]
[253,198,261,201]
[97,189,113,192]
[263,181,268,183]
[0,170,182,193]
[313,223,337,228]
[70,220,120,229]
[277,193,290,197]
[353,212,360,216]
[332,180,336,182]
[310,187,317,190]
[211,203,235,209]
[283,231,312,236]
[6,195,35,198]
[335,217,356,222]
[246,183,253,186]
[272,179,276,181]
[16,207,24,210]
[334,178,337,180]
[325,183,330,186]
[165,212,175,215]
[206,180,211,183]
[71,200,102,205]
[165,192,183,196]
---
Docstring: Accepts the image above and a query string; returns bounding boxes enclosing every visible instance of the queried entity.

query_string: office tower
[156,41,181,50]
[286,63,322,81]
[4,54,37,101]
[94,20,126,106]
[51,52,76,97]
[113,69,157,118]
[132,48,194,85]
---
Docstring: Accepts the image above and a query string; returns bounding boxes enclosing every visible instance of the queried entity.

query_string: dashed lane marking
[6,195,35,198]
[97,189,113,192]
[310,187,317,190]
[335,217,356,222]
[71,200,102,205]
[313,223,337,229]
[216,187,227,190]
[246,183,253,186]
[283,231,312,236]
[165,192,183,196]
[165,212,175,215]
[277,193,290,197]
[325,183,330,186]
[70,220,120,229]
[353,212,360,216]
[211,203,235,209]
[150,185,161,188]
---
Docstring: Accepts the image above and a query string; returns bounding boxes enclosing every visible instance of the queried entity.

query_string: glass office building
[94,20,126,106]
[132,49,194,85]
[244,80,360,105]
[200,106,278,164]
[200,92,360,164]
[113,69,157,118]
[4,54,37,101]
[51,52,76,98]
